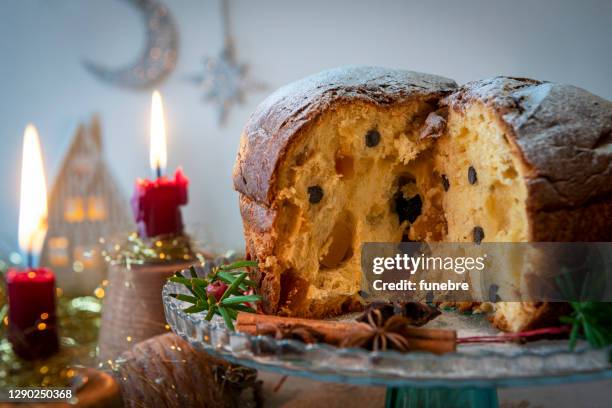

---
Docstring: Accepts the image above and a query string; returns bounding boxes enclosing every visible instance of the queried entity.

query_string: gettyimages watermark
[360,242,612,303]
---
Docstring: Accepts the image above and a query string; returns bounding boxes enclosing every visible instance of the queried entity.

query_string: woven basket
[98,261,191,362]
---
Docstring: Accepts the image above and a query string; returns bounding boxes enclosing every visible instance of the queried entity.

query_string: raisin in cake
[233,66,612,331]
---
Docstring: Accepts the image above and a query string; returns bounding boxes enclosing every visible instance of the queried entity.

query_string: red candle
[6,268,59,360]
[131,91,190,238]
[132,168,189,237]
[8,124,58,360]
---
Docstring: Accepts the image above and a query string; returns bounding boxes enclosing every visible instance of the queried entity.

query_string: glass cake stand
[163,280,612,408]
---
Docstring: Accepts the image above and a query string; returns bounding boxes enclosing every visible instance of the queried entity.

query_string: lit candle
[7,124,59,360]
[131,91,189,238]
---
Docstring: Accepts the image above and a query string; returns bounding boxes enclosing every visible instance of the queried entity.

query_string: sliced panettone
[234,67,612,330]
[233,66,457,317]
[442,77,612,331]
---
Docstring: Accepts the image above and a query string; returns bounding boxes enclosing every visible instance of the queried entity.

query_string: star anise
[356,301,440,327]
[341,309,412,352]
[256,322,324,344]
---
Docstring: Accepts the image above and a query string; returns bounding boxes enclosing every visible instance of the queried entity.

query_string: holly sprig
[559,302,612,350]
[168,260,261,330]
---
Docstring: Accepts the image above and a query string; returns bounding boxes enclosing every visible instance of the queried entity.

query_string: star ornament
[190,45,265,124]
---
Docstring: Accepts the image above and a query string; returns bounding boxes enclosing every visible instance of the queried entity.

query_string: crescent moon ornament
[83,0,179,90]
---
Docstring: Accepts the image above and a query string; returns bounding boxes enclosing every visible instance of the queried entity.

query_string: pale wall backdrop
[1,0,611,251]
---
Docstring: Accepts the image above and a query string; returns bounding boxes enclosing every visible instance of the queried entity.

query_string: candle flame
[150,90,167,177]
[18,124,48,258]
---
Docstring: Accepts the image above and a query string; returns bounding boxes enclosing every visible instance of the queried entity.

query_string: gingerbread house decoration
[41,116,132,296]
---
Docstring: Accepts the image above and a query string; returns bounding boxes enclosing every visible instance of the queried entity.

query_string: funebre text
[372,279,470,291]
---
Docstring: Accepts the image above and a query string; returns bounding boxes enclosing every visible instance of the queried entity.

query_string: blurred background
[0,0,610,252]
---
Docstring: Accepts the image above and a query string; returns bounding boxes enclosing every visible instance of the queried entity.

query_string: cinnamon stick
[404,338,456,354]
[235,312,456,354]
[236,312,368,345]
[402,326,457,341]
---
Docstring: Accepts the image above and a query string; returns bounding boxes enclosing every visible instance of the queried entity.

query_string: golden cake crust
[233,66,457,205]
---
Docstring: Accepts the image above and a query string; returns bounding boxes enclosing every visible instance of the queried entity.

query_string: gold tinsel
[101,232,209,268]
[0,292,101,387]
[0,256,101,387]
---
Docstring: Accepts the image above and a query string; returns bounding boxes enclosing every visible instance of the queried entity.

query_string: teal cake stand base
[385,386,498,408]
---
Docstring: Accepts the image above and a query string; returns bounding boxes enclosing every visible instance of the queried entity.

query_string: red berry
[206,281,228,301]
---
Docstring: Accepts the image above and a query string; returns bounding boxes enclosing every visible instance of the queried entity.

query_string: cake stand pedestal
[385,386,497,408]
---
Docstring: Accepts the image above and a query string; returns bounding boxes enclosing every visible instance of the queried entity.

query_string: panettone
[442,77,612,331]
[233,66,612,331]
